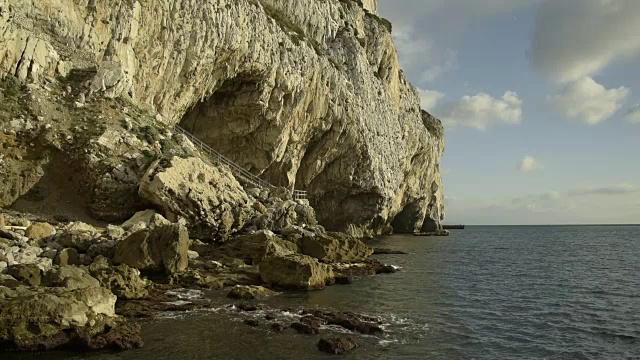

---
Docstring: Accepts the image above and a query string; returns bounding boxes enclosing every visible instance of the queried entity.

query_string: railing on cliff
[172,124,307,200]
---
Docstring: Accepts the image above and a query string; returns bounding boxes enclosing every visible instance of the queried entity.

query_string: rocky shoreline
[0,193,401,355]
[1,0,446,356]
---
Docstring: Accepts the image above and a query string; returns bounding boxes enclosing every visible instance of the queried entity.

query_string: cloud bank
[548,77,629,125]
[436,91,523,130]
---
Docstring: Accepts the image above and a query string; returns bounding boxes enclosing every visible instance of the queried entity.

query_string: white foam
[166,288,204,300]
[165,300,192,306]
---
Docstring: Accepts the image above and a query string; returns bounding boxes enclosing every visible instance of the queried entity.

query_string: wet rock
[259,254,334,290]
[243,319,261,327]
[7,264,41,286]
[312,310,383,335]
[80,319,144,350]
[373,247,408,255]
[317,337,358,355]
[25,222,55,241]
[227,285,277,300]
[299,232,373,263]
[54,248,80,266]
[271,323,287,333]
[114,223,189,275]
[332,260,399,279]
[236,303,267,312]
[290,321,319,335]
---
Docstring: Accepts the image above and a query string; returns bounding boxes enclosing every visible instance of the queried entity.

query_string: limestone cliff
[0,0,445,233]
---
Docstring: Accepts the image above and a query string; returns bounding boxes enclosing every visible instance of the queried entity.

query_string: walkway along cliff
[0,0,446,234]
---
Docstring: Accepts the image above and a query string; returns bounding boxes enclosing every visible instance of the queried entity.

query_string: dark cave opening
[178,73,267,172]
[390,201,424,234]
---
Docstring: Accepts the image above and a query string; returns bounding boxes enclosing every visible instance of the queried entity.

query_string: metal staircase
[172,124,307,200]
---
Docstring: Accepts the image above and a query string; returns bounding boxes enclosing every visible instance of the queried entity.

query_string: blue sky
[378,0,640,225]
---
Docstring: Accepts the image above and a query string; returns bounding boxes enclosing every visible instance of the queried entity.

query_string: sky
[378,0,640,225]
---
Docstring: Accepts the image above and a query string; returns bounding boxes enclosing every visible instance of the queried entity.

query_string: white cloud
[624,104,640,123]
[435,91,522,130]
[518,156,543,173]
[548,76,629,125]
[417,88,445,111]
[568,184,640,197]
[531,0,640,83]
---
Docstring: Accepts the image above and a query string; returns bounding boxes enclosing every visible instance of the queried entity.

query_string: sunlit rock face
[0,0,444,233]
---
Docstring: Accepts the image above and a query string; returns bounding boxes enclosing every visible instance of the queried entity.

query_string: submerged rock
[114,223,189,275]
[259,254,334,290]
[317,337,358,355]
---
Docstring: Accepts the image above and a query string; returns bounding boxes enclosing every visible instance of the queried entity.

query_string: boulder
[87,240,117,259]
[139,157,254,240]
[291,321,320,335]
[54,248,80,266]
[299,233,373,263]
[259,254,334,290]
[105,225,126,240]
[64,222,98,234]
[224,231,296,265]
[42,266,101,290]
[121,210,170,233]
[317,337,358,355]
[227,285,277,300]
[25,222,55,241]
[89,262,148,300]
[113,223,189,275]
[57,230,95,252]
[7,264,41,286]
[0,285,142,351]
[0,274,24,288]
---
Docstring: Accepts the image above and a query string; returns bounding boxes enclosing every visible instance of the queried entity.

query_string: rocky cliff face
[0,0,445,233]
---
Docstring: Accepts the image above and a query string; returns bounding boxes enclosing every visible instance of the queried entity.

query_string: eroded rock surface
[0,0,445,234]
[113,223,189,275]
[139,157,254,240]
[259,253,334,290]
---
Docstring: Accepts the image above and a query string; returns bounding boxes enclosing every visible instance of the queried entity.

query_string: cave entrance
[390,201,424,234]
[179,73,269,173]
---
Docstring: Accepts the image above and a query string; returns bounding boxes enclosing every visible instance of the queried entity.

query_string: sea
[9,225,640,359]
